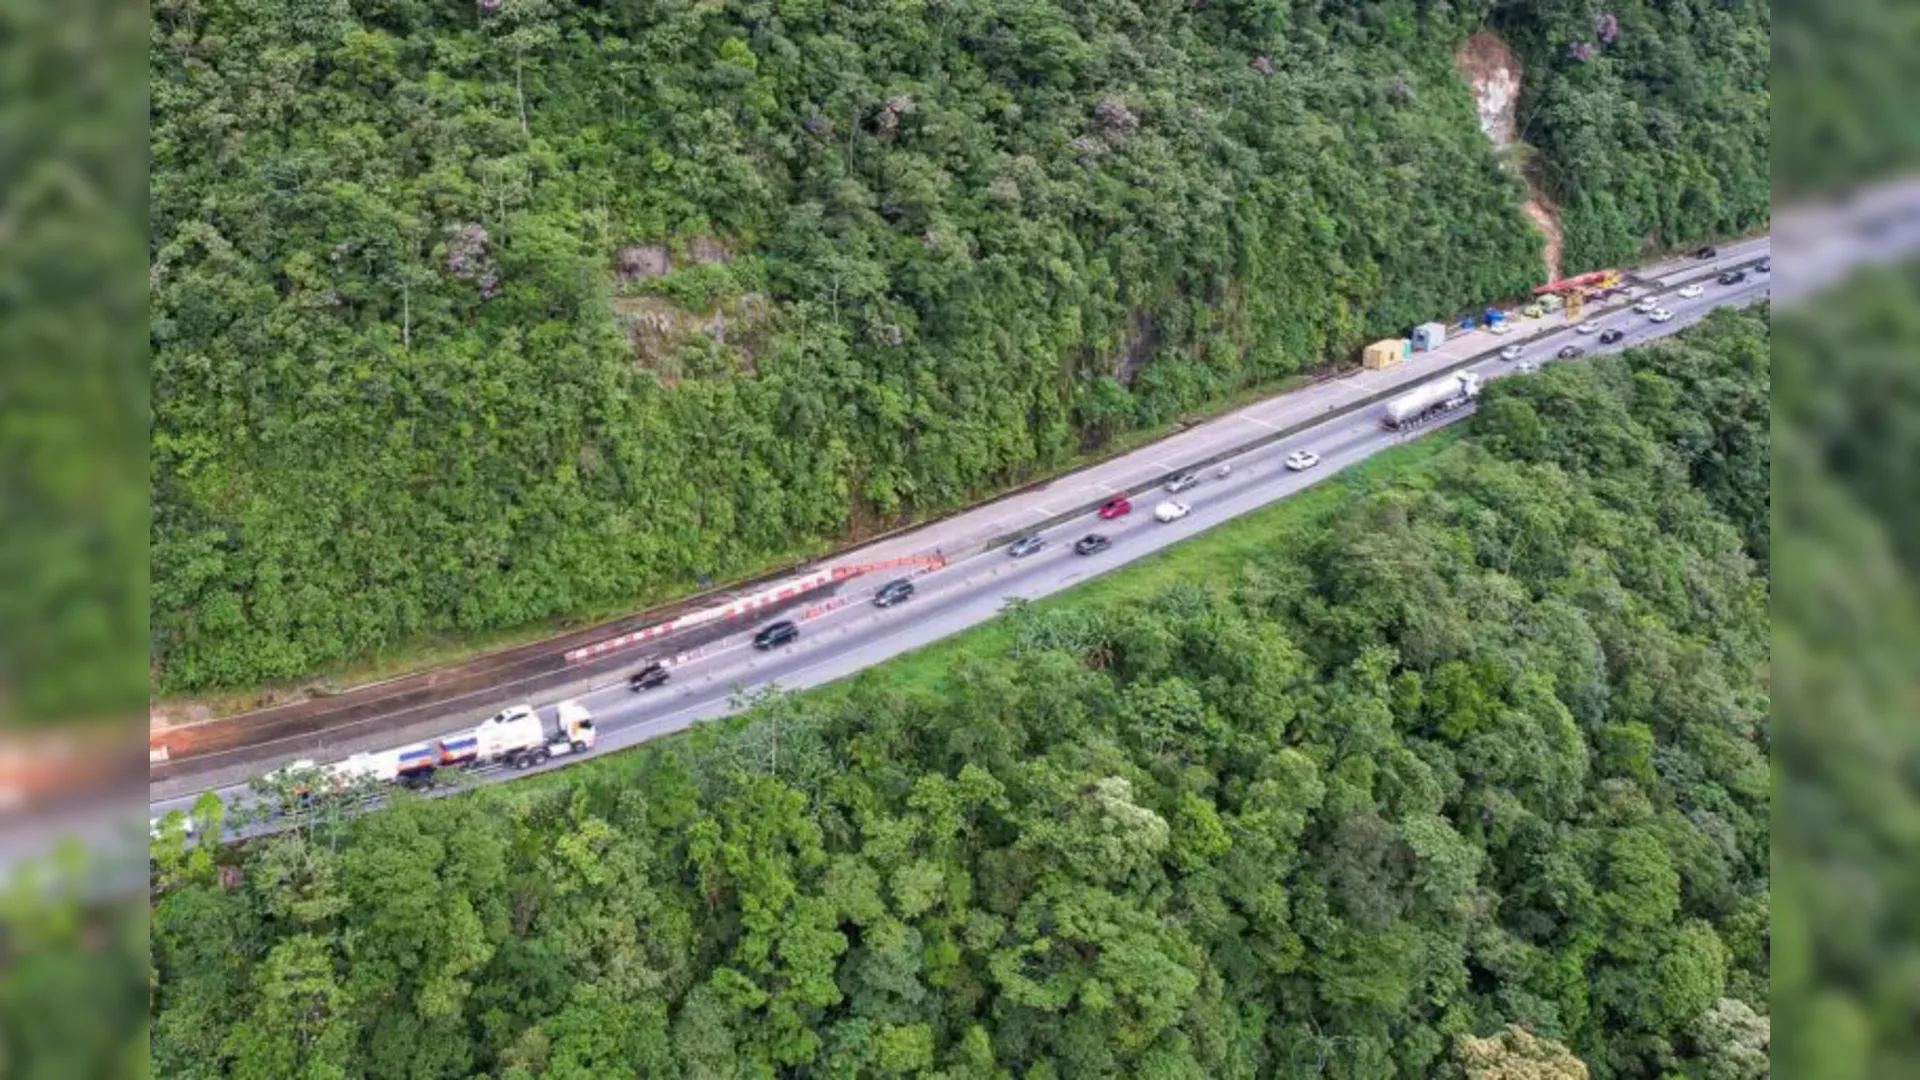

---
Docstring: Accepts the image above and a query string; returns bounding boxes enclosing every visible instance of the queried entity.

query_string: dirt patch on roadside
[1522,194,1565,282]
[150,702,213,732]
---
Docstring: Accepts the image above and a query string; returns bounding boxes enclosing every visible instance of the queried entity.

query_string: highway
[149,259,1774,837]
[143,234,1777,794]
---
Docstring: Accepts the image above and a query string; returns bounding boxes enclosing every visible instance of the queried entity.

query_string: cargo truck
[1381,371,1482,429]
[253,701,601,807]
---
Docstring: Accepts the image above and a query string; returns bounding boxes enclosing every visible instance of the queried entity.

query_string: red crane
[1531,270,1615,296]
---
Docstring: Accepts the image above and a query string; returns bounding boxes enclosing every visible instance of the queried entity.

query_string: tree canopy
[1491,0,1771,269]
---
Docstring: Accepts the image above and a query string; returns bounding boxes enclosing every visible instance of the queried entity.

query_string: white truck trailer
[1381,371,1482,429]
[327,749,404,788]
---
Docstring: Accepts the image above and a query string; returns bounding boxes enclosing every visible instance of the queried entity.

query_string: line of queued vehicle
[631,456,1279,686]
[632,424,1338,682]
[1512,257,1767,373]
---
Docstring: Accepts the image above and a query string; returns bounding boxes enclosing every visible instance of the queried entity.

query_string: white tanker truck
[315,700,598,793]
[1381,371,1482,430]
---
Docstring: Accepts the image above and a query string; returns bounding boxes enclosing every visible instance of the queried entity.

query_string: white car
[1154,500,1190,523]
[1516,359,1540,374]
[1678,284,1704,299]
[1575,321,1601,334]
[1648,308,1674,323]
[1499,344,1525,361]
[1486,320,1512,335]
[1634,297,1659,313]
[1284,450,1321,472]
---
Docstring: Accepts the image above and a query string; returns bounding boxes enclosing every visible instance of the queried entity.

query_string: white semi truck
[1381,371,1482,429]
[308,701,599,793]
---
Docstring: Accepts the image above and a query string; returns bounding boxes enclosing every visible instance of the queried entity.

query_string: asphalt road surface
[149,264,1774,840]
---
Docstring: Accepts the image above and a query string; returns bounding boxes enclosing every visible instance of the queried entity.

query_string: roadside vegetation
[149,0,1768,692]
[152,308,1771,1078]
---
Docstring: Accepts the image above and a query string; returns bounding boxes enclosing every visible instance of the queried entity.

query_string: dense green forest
[151,308,1772,1078]
[1492,0,1770,270]
[148,0,1769,691]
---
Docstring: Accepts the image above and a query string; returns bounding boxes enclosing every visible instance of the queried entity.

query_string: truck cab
[554,700,597,753]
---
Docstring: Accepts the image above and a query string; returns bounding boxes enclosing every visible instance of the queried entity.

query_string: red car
[1098,496,1132,520]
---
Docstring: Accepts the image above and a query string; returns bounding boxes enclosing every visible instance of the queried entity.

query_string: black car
[1007,534,1047,558]
[1717,269,1747,285]
[629,662,671,691]
[1164,471,1200,493]
[1598,328,1625,345]
[1073,534,1112,556]
[873,578,916,607]
[753,620,799,650]
[1556,345,1585,359]
[1755,258,1770,272]
[1693,245,1717,259]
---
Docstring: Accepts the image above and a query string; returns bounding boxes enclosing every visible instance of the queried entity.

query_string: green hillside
[152,308,1772,1079]
[1492,0,1771,268]
[149,0,1768,690]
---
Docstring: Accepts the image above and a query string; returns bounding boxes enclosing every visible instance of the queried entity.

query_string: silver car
[1007,534,1046,557]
